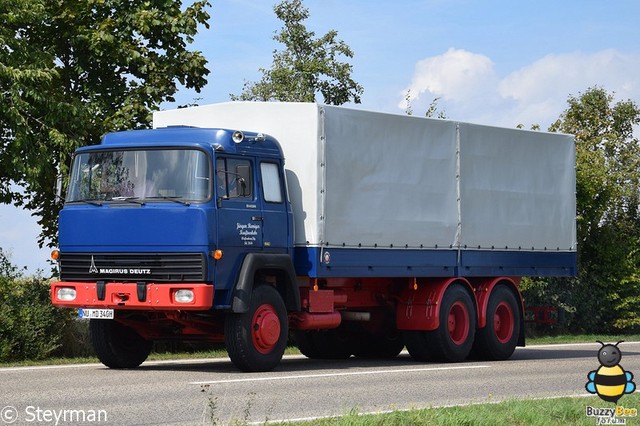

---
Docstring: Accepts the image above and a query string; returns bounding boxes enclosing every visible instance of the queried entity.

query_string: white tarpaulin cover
[458,123,576,251]
[154,102,576,253]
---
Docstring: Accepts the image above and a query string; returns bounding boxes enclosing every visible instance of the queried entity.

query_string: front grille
[59,253,207,283]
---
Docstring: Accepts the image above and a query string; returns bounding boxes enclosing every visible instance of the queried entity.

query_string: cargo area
[154,102,576,277]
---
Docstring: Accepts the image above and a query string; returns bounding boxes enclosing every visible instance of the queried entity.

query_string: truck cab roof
[81,127,284,159]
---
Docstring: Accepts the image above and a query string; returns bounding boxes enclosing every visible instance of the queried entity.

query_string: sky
[1,0,639,274]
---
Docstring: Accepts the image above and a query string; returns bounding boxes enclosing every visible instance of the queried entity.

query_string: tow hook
[115,292,129,305]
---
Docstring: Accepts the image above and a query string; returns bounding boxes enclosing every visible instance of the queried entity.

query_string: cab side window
[260,162,283,203]
[216,158,253,199]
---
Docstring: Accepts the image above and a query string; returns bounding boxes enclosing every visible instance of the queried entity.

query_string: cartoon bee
[585,341,636,404]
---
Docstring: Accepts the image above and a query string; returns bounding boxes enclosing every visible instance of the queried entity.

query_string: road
[1,341,638,425]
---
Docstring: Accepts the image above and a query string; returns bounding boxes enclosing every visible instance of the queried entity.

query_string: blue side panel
[294,247,576,278]
[294,247,458,278]
[460,250,577,277]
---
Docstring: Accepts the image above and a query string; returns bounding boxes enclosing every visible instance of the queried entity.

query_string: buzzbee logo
[584,341,637,425]
[585,341,635,404]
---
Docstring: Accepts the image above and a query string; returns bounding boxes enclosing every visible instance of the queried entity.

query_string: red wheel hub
[252,304,281,354]
[448,301,470,345]
[493,301,514,344]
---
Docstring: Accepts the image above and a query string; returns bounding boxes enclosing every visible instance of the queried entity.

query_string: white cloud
[400,48,498,107]
[400,48,640,130]
[499,50,640,127]
[500,50,639,101]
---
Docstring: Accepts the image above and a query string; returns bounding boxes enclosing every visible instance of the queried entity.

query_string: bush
[56,318,94,358]
[0,249,75,362]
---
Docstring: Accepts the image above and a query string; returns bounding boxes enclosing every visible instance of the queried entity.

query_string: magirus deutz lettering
[88,256,151,275]
[96,268,152,275]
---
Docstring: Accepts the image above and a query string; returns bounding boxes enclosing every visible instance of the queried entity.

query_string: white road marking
[0,358,219,373]
[0,363,101,372]
[190,364,491,385]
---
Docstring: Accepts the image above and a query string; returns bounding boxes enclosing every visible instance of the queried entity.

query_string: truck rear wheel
[90,319,152,368]
[473,285,520,360]
[405,283,476,362]
[225,285,288,372]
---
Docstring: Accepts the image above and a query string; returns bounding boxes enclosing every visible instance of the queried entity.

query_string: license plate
[78,309,114,319]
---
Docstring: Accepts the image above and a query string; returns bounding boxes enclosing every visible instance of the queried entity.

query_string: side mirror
[55,165,64,203]
[236,165,251,197]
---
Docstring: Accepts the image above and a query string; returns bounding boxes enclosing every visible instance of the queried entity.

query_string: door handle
[252,216,263,221]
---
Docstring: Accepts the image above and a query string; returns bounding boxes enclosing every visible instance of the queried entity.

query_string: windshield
[66,149,211,203]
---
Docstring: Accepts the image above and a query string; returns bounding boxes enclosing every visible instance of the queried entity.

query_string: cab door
[215,156,263,252]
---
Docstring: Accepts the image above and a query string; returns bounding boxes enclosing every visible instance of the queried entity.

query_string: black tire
[404,330,432,361]
[90,319,152,369]
[225,285,288,372]
[293,330,324,359]
[473,285,520,360]
[353,331,404,359]
[405,283,476,362]
[293,328,354,359]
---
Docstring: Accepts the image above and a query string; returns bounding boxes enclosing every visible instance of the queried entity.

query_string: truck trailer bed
[154,102,576,278]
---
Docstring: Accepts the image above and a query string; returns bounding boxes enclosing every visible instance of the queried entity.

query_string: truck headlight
[174,289,194,303]
[56,287,77,301]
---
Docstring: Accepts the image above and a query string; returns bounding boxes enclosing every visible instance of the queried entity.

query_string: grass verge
[527,334,640,345]
[284,394,640,426]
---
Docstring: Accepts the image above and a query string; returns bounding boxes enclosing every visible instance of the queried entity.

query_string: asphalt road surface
[2,341,639,425]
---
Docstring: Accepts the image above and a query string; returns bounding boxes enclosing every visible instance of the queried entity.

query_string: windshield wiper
[145,196,191,206]
[110,196,145,206]
[71,199,103,206]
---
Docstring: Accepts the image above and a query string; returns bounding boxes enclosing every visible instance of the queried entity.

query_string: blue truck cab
[59,127,296,307]
[53,126,304,371]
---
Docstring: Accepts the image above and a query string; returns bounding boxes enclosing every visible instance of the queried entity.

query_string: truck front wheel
[225,285,288,372]
[405,283,476,362]
[472,285,520,360]
[90,319,152,368]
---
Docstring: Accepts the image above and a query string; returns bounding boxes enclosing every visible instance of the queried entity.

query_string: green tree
[524,87,640,332]
[231,0,363,105]
[0,0,211,247]
[403,90,447,118]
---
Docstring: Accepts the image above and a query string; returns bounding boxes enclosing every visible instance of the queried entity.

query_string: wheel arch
[396,277,476,331]
[231,253,300,313]
[473,277,525,346]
